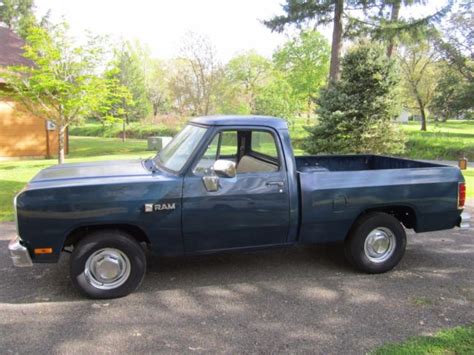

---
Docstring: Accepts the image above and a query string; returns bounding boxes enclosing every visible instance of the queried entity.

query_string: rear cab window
[250,131,279,159]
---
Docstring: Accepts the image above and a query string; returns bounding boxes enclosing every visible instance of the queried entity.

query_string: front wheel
[345,212,406,273]
[70,230,146,299]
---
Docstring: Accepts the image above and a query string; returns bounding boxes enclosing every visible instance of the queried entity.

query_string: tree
[0,0,36,37]
[265,0,451,80]
[428,0,473,121]
[433,0,473,82]
[5,23,106,163]
[226,50,272,113]
[304,42,405,154]
[273,30,330,117]
[398,41,438,131]
[170,32,223,116]
[97,67,136,141]
[108,41,151,123]
[346,0,452,58]
[265,0,351,81]
[145,59,171,119]
[254,70,301,126]
[431,64,473,120]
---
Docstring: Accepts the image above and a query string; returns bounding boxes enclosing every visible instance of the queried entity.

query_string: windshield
[154,124,207,173]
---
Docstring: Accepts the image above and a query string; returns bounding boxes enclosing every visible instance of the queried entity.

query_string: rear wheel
[345,212,406,273]
[70,230,146,299]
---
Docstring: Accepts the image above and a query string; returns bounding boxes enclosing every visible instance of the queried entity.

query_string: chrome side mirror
[202,160,236,192]
[212,159,236,178]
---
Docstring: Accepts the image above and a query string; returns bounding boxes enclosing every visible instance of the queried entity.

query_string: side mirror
[212,159,236,178]
[202,160,236,192]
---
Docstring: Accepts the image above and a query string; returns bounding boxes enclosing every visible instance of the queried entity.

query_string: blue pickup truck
[9,116,470,298]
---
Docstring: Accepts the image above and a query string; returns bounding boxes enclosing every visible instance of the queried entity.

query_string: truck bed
[295,155,463,244]
[295,155,442,172]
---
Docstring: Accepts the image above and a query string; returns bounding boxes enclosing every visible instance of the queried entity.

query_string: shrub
[69,123,179,139]
[304,43,405,155]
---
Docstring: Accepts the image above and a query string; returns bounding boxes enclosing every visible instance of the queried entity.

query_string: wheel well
[63,224,151,249]
[358,206,417,230]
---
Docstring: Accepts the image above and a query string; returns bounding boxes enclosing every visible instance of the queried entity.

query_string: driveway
[1,207,473,354]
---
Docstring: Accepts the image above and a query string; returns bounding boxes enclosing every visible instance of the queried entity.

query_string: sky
[34,0,449,63]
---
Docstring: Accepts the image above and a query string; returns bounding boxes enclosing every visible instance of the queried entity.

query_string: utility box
[147,136,172,151]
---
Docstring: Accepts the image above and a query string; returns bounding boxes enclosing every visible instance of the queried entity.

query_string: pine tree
[304,42,405,154]
[265,0,452,80]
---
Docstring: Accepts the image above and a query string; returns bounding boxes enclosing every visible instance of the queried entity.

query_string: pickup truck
[9,115,470,299]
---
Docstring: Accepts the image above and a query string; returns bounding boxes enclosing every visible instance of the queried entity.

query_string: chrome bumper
[459,212,471,229]
[8,236,33,267]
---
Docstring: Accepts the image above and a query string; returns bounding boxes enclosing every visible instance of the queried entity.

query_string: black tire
[345,212,406,274]
[70,230,146,299]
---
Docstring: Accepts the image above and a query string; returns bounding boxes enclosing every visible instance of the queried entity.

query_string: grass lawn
[373,324,474,354]
[402,121,474,161]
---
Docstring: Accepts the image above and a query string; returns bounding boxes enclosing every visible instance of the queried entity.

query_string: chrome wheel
[363,227,397,263]
[84,248,131,290]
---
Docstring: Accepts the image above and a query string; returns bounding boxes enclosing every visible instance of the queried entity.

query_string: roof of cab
[190,115,288,129]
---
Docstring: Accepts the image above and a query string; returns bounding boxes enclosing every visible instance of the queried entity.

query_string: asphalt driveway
[1,207,473,354]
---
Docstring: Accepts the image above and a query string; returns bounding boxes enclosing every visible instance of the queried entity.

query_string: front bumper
[459,212,471,229]
[8,236,33,267]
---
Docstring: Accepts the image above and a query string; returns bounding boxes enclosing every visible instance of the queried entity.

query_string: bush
[304,43,405,155]
[70,123,179,139]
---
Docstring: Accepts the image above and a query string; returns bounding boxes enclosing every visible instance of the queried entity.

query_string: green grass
[68,136,150,158]
[373,324,474,355]
[402,121,474,161]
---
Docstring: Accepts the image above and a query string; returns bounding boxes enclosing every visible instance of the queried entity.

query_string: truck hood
[29,159,152,187]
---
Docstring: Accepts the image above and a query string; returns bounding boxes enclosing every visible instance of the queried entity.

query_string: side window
[194,130,238,175]
[236,130,280,174]
[219,131,238,157]
[251,131,278,159]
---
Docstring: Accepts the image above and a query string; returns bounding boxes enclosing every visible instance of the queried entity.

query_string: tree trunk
[122,119,126,142]
[417,97,427,131]
[386,1,401,58]
[306,98,311,124]
[58,124,66,164]
[329,0,344,82]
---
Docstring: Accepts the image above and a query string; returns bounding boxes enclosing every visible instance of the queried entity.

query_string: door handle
[266,181,285,187]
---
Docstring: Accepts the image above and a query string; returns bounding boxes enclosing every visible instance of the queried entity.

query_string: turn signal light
[34,248,53,255]
[458,182,466,209]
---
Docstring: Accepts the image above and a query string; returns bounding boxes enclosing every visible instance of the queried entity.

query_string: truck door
[182,127,290,252]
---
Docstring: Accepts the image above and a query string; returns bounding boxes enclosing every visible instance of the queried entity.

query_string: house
[0,26,67,159]
[396,108,410,123]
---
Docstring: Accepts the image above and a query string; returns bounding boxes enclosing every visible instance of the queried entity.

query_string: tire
[70,230,146,299]
[344,212,406,274]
